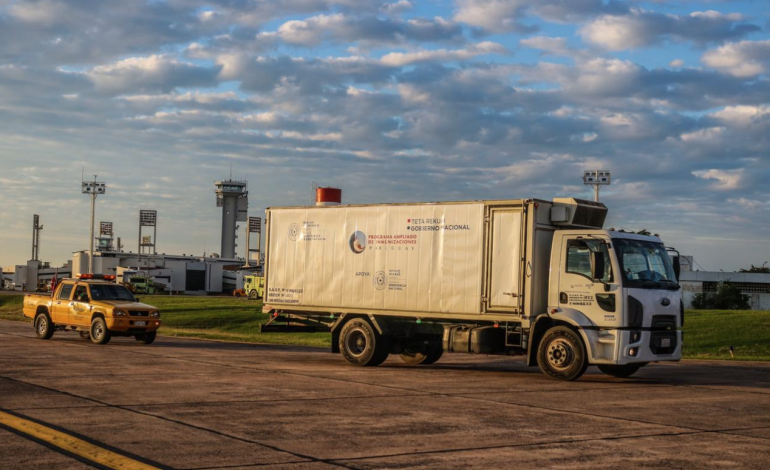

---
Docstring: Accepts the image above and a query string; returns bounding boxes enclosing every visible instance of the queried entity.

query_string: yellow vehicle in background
[23,274,161,345]
[244,275,265,300]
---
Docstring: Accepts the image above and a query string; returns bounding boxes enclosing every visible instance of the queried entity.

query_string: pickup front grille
[129,311,149,317]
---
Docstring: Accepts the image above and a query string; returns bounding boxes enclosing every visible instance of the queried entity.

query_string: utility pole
[32,215,43,261]
[582,170,611,202]
[81,176,106,274]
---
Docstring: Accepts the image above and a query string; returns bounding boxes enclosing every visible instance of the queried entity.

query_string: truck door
[52,283,74,324]
[557,237,619,327]
[486,208,524,313]
[70,284,91,327]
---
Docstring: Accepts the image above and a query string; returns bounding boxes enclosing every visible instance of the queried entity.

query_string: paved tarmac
[1,319,768,469]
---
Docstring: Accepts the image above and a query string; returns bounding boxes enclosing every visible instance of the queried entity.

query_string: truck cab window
[74,285,89,302]
[566,239,613,282]
[58,284,74,300]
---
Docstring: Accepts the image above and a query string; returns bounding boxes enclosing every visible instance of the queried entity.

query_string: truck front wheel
[248,289,260,300]
[34,313,54,340]
[400,339,443,365]
[339,318,390,367]
[537,326,588,381]
[90,317,112,345]
[598,363,646,378]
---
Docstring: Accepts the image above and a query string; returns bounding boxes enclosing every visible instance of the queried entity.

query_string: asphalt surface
[1,320,769,469]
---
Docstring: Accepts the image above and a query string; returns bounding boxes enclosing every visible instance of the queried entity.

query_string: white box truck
[262,198,683,380]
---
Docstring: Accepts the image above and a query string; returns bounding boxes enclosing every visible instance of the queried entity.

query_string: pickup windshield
[89,284,136,301]
[613,239,678,289]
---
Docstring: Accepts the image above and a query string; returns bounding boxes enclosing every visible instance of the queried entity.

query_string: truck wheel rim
[38,317,47,334]
[93,323,103,340]
[547,338,574,371]
[345,329,368,357]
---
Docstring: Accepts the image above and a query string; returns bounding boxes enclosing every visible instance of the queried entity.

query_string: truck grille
[129,311,149,317]
[649,315,677,355]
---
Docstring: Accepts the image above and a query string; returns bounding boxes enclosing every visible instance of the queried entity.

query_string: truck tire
[598,363,646,378]
[537,326,588,381]
[79,331,90,340]
[90,317,112,345]
[135,331,157,345]
[34,313,54,340]
[248,289,260,300]
[400,339,443,365]
[339,318,390,367]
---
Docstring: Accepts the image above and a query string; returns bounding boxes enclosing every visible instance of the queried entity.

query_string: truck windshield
[89,285,137,301]
[613,239,678,289]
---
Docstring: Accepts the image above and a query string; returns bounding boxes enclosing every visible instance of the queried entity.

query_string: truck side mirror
[672,255,681,281]
[590,251,605,282]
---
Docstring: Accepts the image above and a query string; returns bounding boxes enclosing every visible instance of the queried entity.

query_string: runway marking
[0,409,163,470]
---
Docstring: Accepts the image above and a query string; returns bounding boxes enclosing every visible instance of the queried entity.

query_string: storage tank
[316,187,342,206]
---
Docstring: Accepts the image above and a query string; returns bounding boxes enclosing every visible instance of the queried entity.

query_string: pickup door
[52,283,75,324]
[70,284,91,327]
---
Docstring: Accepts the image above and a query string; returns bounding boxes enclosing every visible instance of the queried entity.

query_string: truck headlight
[151,311,160,318]
[114,310,127,317]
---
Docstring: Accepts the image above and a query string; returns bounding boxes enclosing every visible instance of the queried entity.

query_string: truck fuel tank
[443,325,506,354]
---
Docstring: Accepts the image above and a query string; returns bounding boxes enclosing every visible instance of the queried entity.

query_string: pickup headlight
[151,311,160,318]
[114,310,127,317]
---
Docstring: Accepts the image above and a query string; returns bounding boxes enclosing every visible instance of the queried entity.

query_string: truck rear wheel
[339,318,390,367]
[400,339,443,365]
[79,331,90,340]
[598,363,646,378]
[34,313,54,340]
[537,326,588,381]
[135,331,157,345]
[90,317,112,345]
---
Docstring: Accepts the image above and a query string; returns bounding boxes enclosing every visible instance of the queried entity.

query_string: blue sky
[1,0,770,271]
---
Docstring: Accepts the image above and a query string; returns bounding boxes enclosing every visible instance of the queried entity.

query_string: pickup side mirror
[591,251,605,282]
[672,255,681,281]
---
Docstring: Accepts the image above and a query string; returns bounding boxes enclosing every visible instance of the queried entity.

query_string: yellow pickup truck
[23,275,161,345]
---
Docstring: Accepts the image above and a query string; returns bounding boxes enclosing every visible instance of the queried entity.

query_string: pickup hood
[97,300,156,310]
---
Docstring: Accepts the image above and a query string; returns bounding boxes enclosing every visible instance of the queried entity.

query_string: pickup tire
[135,332,157,345]
[400,339,443,365]
[34,313,54,340]
[90,317,112,345]
[537,326,588,381]
[339,318,390,367]
[598,363,646,378]
[79,331,90,340]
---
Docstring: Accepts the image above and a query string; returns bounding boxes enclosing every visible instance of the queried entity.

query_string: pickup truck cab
[23,274,161,345]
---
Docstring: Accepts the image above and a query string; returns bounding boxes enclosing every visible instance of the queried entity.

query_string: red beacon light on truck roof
[76,274,116,281]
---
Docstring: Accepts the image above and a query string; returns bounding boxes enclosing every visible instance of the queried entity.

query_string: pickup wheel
[248,289,260,300]
[34,313,54,340]
[135,332,157,345]
[537,326,588,381]
[79,331,90,340]
[400,339,443,365]
[90,317,112,345]
[339,318,390,367]
[598,363,646,378]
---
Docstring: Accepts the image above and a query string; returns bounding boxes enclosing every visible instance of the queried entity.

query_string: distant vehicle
[260,198,683,381]
[23,274,161,345]
[124,275,164,295]
[244,275,265,300]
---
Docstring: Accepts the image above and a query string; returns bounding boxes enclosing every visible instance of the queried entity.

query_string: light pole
[82,176,106,274]
[583,170,611,202]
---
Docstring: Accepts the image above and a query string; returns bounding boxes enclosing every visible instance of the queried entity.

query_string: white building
[681,270,770,310]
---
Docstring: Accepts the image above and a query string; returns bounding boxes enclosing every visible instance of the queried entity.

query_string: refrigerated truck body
[262,198,682,380]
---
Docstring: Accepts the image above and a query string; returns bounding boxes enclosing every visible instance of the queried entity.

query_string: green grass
[683,309,770,361]
[2,293,768,361]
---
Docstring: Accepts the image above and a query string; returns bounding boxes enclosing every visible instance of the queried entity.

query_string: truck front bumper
[585,328,682,365]
[105,318,161,334]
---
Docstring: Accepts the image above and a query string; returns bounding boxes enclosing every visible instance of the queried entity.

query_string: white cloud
[669,59,684,68]
[693,168,745,190]
[380,42,506,67]
[711,105,770,126]
[84,55,219,94]
[702,40,770,77]
[680,127,725,142]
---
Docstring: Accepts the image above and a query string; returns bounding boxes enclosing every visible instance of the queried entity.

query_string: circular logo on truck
[288,223,301,241]
[374,271,387,290]
[349,231,366,254]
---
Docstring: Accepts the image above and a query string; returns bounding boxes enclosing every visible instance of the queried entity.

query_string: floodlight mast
[81,175,106,274]
[583,170,611,202]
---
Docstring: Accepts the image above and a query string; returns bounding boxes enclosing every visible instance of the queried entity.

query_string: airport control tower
[214,179,248,259]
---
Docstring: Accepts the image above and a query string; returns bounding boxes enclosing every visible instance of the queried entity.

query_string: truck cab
[539,230,682,379]
[23,274,162,345]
